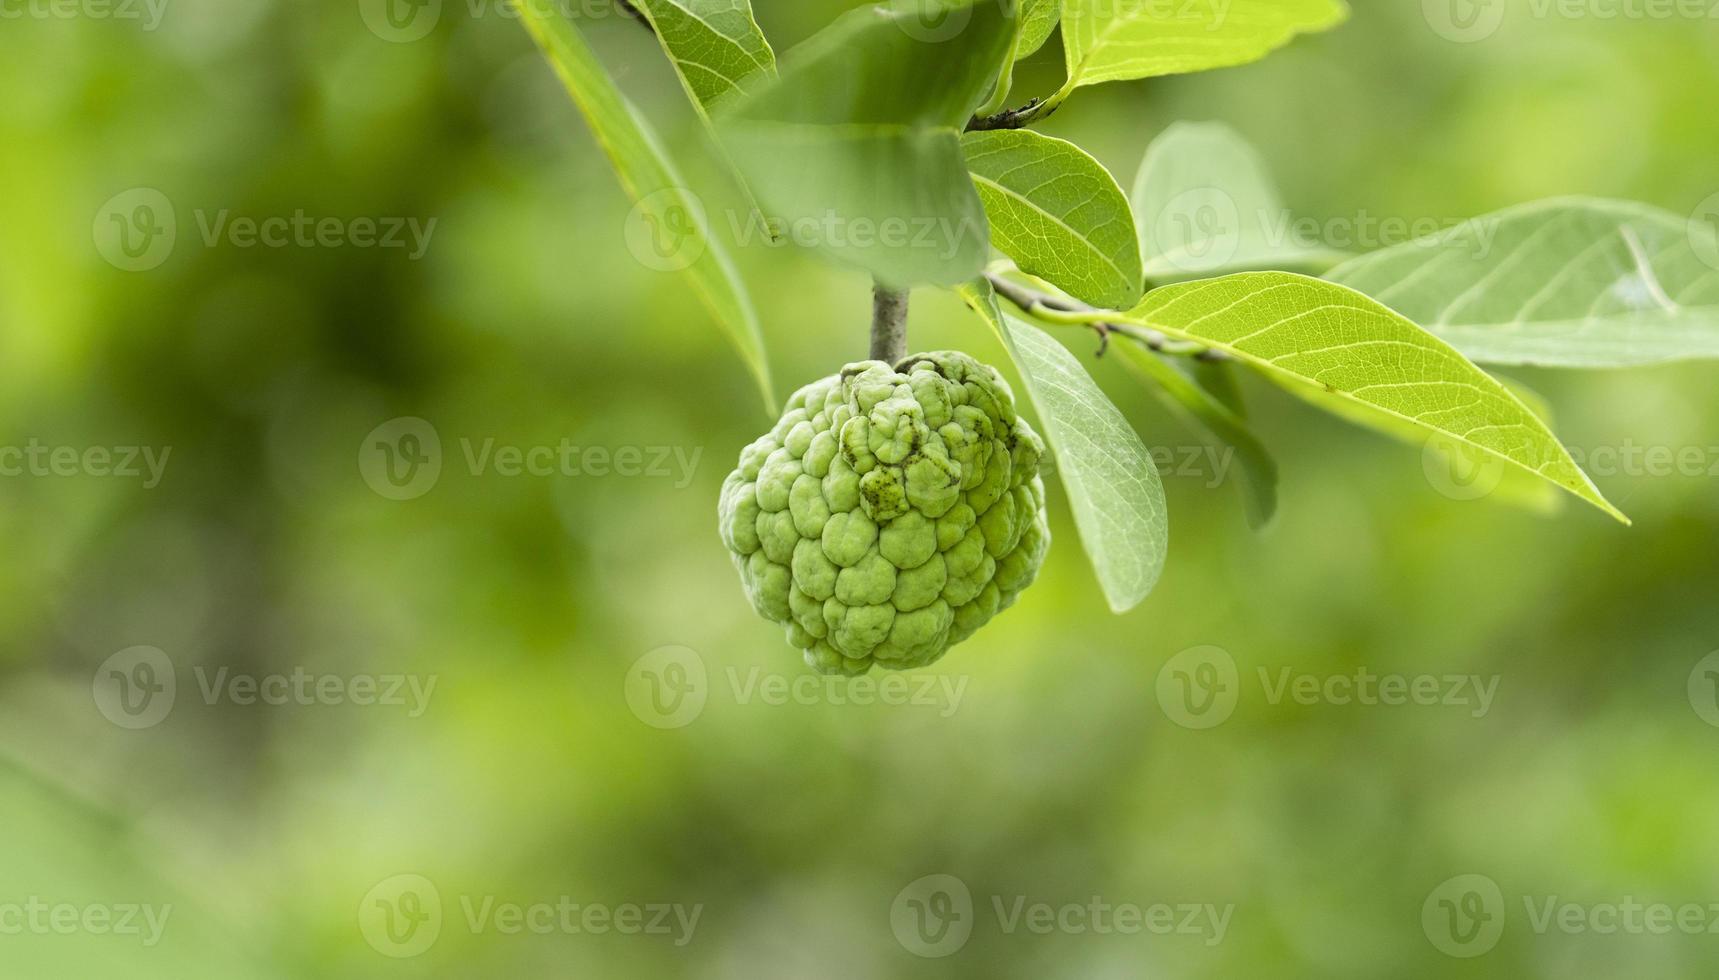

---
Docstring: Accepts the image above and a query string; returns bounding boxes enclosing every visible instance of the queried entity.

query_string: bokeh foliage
[2,1,1718,977]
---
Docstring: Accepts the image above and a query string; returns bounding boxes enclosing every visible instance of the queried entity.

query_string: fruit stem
[871,279,910,363]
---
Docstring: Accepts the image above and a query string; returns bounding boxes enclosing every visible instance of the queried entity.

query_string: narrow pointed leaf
[961,280,1169,612]
[1123,272,1628,523]
[963,129,1144,309]
[516,0,774,412]
[1327,197,1719,369]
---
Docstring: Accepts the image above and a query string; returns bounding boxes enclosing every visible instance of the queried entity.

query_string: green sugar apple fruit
[719,351,1050,675]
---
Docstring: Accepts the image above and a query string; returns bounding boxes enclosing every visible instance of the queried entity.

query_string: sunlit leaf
[630,0,776,112]
[963,129,1143,309]
[1017,0,1061,58]
[1060,0,1346,92]
[1122,272,1628,522]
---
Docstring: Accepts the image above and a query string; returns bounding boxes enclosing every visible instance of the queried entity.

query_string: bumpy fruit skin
[719,351,1050,675]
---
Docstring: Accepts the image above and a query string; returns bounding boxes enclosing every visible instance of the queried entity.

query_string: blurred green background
[2,1,1718,977]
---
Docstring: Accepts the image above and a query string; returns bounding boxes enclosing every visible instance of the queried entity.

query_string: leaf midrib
[1132,276,1629,523]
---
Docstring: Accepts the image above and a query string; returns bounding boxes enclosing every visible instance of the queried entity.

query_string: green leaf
[1429,376,1567,516]
[516,0,774,413]
[1111,341,1279,528]
[1122,272,1628,523]
[963,129,1144,309]
[1326,197,1719,369]
[960,280,1169,613]
[1060,0,1346,94]
[717,1,1015,287]
[1133,121,1349,281]
[629,0,776,113]
[1017,0,1061,58]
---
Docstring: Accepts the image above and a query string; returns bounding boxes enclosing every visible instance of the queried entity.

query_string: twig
[982,271,1229,361]
[871,280,910,363]
[966,98,1052,133]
